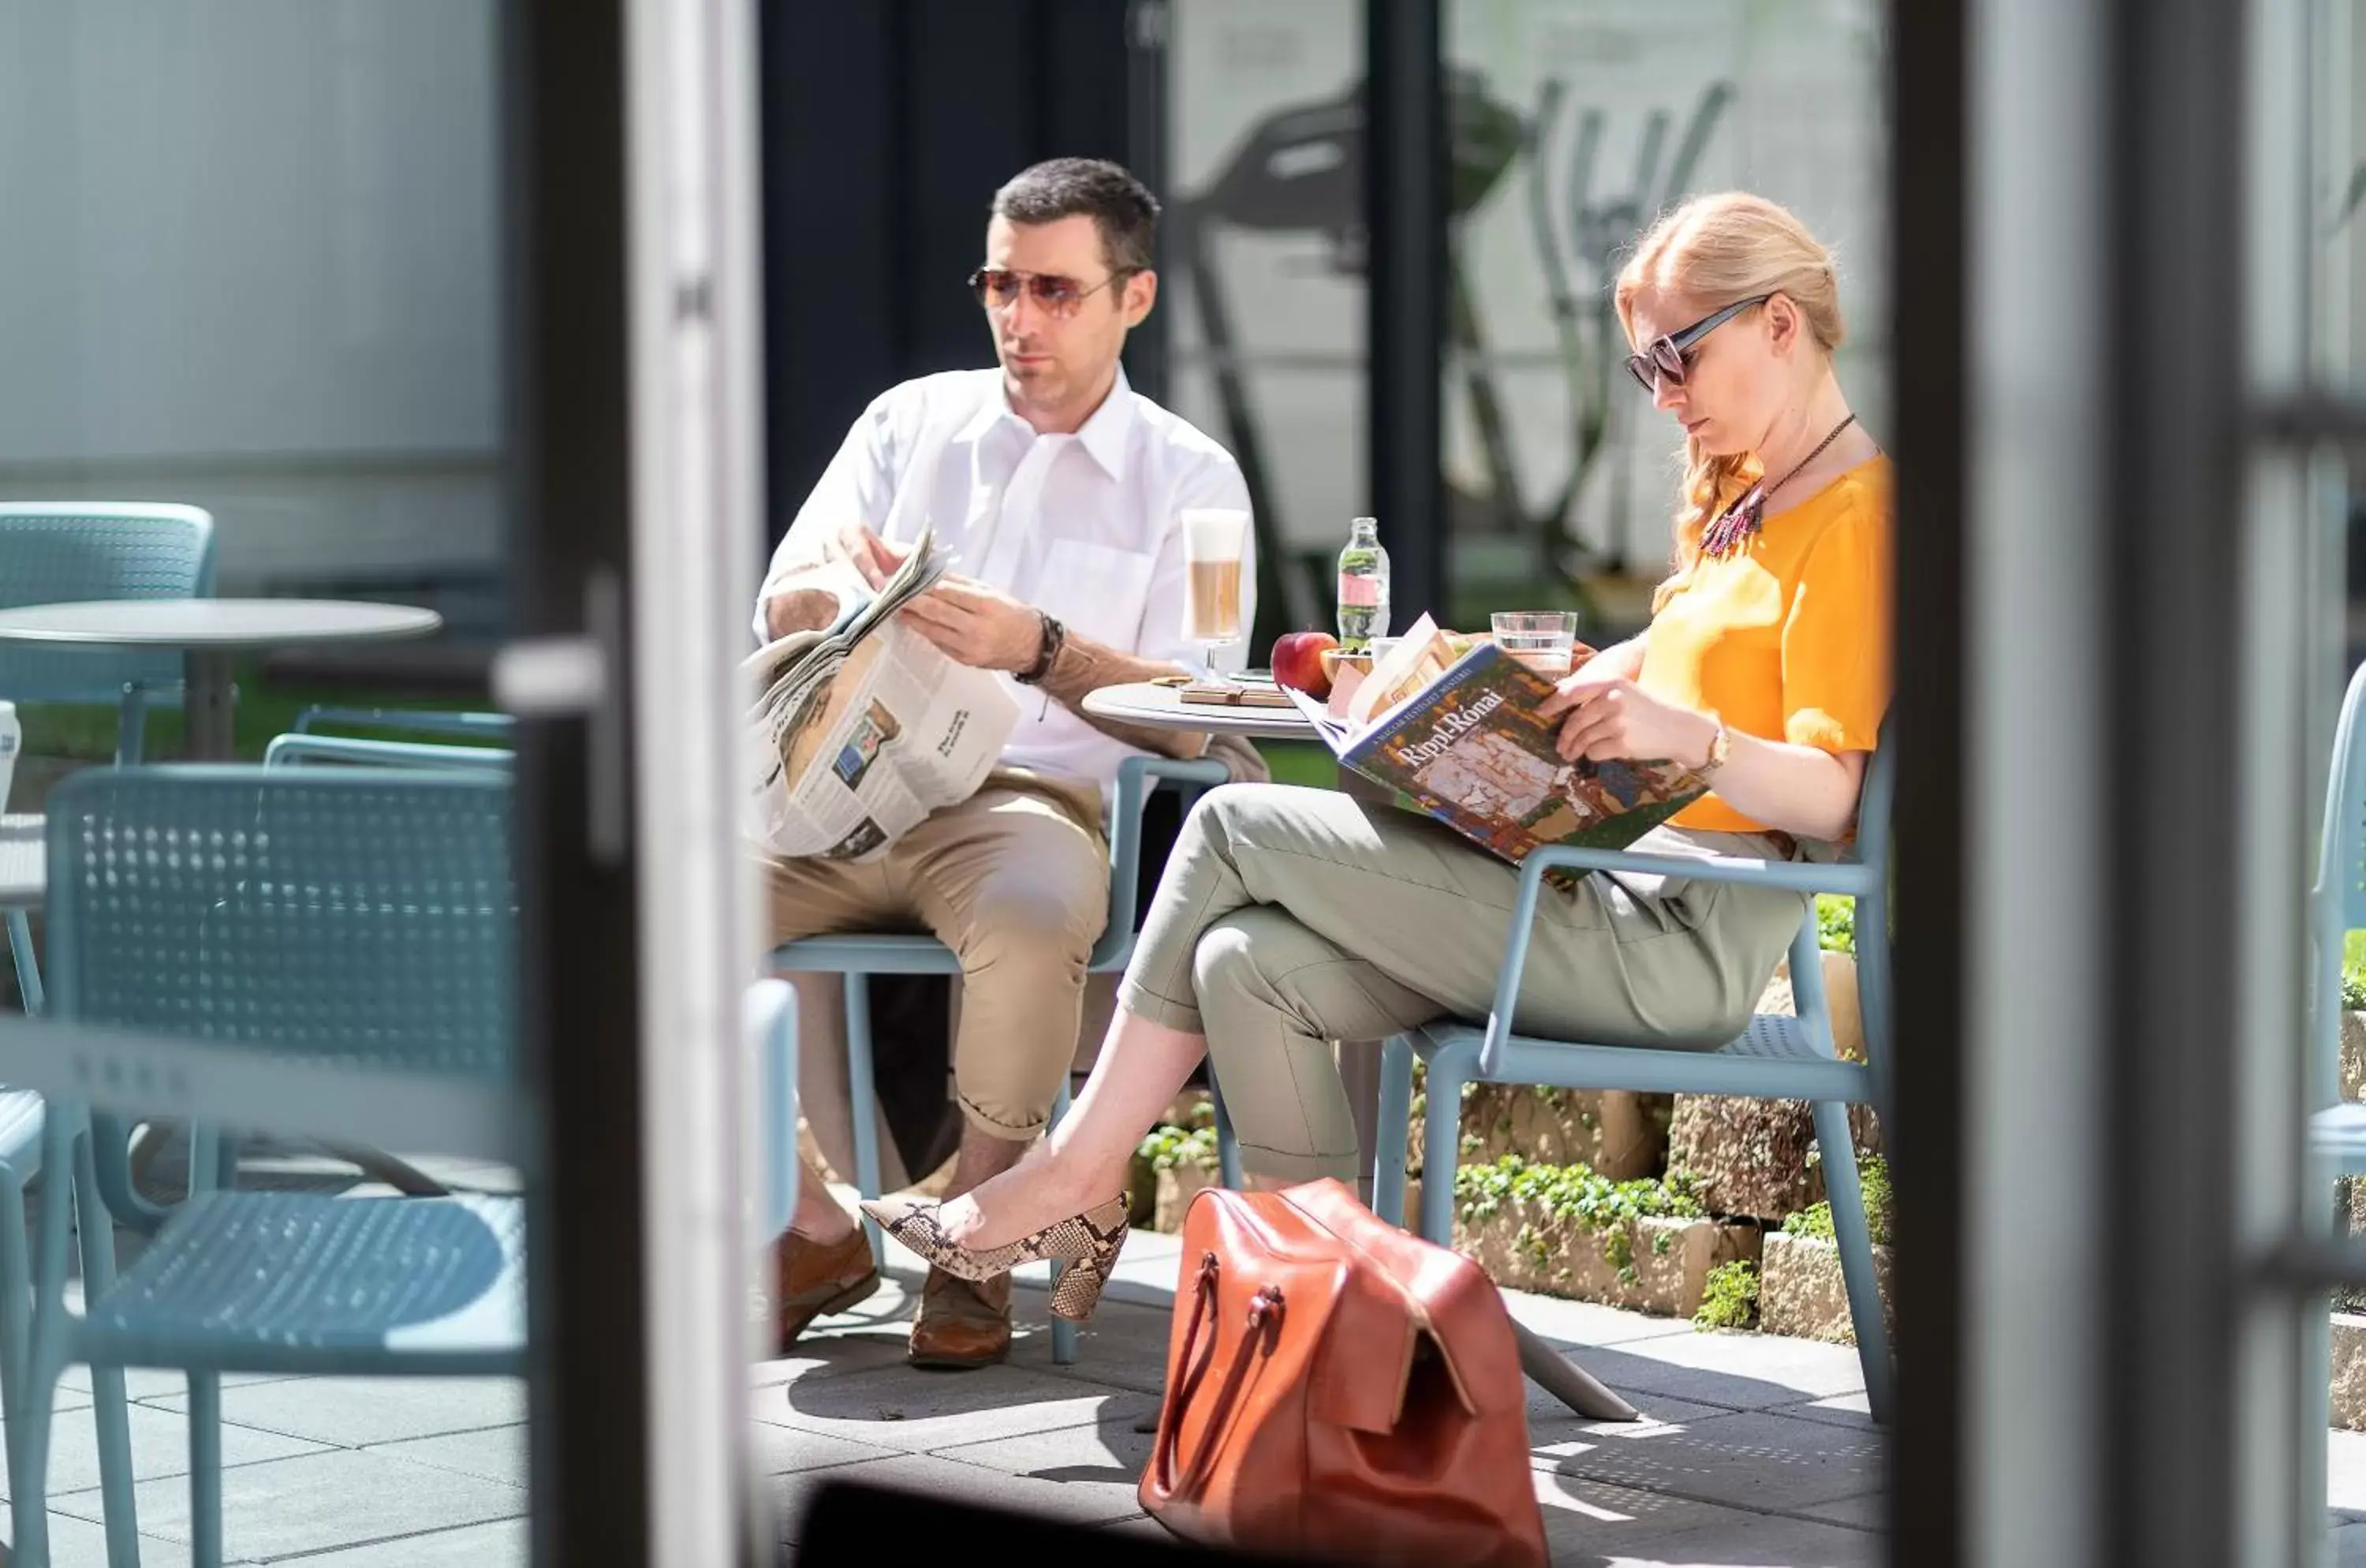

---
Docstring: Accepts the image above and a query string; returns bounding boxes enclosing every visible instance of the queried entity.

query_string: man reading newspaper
[756,159,1258,1369]
[742,529,1020,864]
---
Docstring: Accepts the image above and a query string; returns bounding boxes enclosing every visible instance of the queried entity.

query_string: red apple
[1270,631,1339,697]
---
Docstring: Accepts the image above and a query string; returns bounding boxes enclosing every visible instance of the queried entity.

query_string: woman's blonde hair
[1614,192,1845,597]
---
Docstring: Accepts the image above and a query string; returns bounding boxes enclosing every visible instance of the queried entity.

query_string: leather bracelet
[1016,611,1065,685]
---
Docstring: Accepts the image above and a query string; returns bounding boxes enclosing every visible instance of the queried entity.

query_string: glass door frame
[506,0,766,1560]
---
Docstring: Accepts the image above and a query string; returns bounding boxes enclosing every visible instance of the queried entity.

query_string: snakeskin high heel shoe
[859,1194,1129,1320]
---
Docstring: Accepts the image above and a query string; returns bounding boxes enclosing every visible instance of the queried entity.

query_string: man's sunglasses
[967,267,1135,318]
[1625,293,1773,392]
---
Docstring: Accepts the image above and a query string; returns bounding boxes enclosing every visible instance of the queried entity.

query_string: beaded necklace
[1700,413,1860,561]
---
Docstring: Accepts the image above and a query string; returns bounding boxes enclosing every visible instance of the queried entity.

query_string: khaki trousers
[1118,783,1807,1182]
[766,770,1108,1152]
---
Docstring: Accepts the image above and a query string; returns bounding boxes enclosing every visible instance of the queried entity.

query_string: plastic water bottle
[0,701,18,815]
[1337,516,1390,651]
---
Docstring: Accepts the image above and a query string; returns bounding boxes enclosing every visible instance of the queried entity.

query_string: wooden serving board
[1175,682,1297,709]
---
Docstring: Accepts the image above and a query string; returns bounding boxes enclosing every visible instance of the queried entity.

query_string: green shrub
[1454,1155,1706,1285]
[1784,1154,1892,1248]
[1693,1260,1760,1331]
[1135,1121,1218,1173]
[1815,894,1856,957]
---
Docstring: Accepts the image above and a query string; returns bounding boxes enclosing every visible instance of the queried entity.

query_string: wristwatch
[1016,611,1065,685]
[1697,718,1731,778]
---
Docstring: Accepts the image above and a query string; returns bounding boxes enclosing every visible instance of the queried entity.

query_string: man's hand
[756,523,910,639]
[762,587,842,640]
[899,577,1047,673]
[823,521,909,591]
[1536,672,1718,767]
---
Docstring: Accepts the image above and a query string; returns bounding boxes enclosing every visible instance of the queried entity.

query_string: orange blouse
[1636,457,1892,834]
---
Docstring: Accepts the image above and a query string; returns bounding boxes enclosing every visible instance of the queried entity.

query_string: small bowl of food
[1317,647,1373,689]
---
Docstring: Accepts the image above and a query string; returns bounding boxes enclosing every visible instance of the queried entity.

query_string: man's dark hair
[991,158,1160,276]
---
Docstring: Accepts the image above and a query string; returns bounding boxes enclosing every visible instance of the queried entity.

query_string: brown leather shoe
[772,1226,880,1353]
[907,1267,1012,1370]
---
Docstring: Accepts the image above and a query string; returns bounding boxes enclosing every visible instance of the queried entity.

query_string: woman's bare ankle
[789,1201,856,1246]
[950,1160,1123,1251]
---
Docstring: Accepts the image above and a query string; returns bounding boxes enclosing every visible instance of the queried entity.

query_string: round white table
[0,599,444,760]
[1087,674,1635,1422]
[1083,678,1321,743]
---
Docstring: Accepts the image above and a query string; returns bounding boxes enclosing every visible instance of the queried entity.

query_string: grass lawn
[1254,739,1338,790]
[19,659,503,764]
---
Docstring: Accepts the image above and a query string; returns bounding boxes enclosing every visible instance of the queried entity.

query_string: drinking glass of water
[1181,508,1249,682]
[1491,610,1579,678]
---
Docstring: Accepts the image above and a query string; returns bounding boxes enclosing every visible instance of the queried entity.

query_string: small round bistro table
[0,599,444,760]
[1082,677,1322,743]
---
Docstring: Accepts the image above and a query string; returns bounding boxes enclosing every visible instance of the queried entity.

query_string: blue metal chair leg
[9,909,43,1016]
[114,689,148,767]
[0,1165,28,1539]
[1812,1101,1893,1423]
[1372,1036,1415,1227]
[763,994,800,1241]
[12,1353,55,1568]
[10,1119,79,1568]
[190,1125,223,1198]
[189,1370,224,1568]
[1050,1080,1078,1367]
[842,976,883,1268]
[75,1133,140,1562]
[1418,1062,1465,1249]
[0,1166,24,1434]
[2303,1163,2340,1568]
[2305,1282,2336,1568]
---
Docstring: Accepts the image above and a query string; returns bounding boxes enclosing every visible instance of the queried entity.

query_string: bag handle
[1151,1250,1285,1500]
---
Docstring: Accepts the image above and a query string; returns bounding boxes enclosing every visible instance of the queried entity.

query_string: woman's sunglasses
[1625,293,1773,392]
[967,267,1135,319]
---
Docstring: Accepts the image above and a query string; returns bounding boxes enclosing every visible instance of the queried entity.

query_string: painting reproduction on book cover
[1289,618,1707,866]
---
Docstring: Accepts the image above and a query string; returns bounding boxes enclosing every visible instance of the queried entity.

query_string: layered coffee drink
[1181,508,1251,655]
[1185,557,1243,642]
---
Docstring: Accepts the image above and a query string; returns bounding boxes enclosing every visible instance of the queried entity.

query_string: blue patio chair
[2308,663,2366,1176]
[2302,661,2366,1558]
[74,735,517,1236]
[291,704,514,744]
[263,732,515,772]
[751,976,800,1241]
[774,753,1241,1366]
[1372,740,1898,1422]
[0,504,216,765]
[2,767,794,1567]
[8,767,519,1568]
[0,503,215,1017]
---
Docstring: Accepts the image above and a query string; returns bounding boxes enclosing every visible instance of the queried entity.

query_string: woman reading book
[863,191,1892,1315]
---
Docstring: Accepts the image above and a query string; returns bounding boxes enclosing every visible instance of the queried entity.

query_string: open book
[1288,616,1707,866]
[742,527,1017,861]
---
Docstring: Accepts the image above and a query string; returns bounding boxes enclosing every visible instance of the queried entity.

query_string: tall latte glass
[1181,507,1248,681]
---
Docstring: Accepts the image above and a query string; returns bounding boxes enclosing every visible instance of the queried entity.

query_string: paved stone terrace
[16,1169,2366,1565]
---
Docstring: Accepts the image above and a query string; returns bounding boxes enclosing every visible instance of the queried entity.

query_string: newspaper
[742,528,1018,861]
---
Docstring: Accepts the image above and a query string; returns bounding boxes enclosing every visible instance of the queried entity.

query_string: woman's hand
[1536,674,1718,767]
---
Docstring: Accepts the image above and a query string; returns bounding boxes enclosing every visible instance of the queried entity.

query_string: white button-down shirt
[756,368,1256,808]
